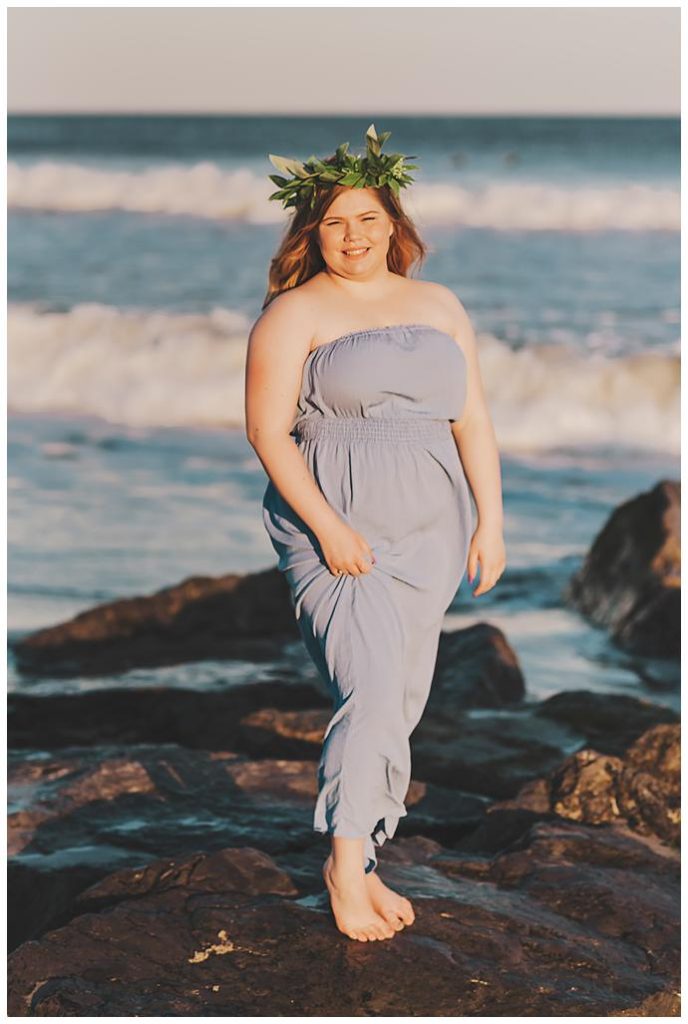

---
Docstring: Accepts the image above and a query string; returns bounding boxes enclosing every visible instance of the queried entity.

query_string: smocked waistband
[291,416,452,443]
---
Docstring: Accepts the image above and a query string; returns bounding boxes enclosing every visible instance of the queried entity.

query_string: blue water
[8,115,680,711]
[8,114,679,185]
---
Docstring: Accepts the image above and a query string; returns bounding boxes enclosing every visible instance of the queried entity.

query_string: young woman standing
[245,125,505,942]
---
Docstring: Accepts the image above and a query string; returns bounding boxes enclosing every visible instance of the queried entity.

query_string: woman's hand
[467,521,506,596]
[318,519,376,577]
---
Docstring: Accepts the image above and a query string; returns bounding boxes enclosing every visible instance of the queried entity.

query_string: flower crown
[267,123,419,212]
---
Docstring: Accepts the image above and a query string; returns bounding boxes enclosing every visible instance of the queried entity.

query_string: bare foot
[365,869,415,930]
[322,855,397,942]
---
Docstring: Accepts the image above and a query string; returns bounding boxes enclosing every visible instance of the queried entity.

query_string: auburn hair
[262,179,428,309]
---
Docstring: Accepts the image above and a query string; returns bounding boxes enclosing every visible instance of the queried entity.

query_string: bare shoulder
[248,286,317,366]
[418,280,477,356]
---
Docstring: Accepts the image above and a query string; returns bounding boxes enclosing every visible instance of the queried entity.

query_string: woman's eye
[324,217,376,225]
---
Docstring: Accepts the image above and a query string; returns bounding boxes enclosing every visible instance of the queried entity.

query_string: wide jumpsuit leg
[263,414,467,874]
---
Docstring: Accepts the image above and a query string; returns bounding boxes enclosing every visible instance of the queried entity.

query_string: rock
[565,480,680,658]
[11,567,298,676]
[238,624,526,761]
[78,846,299,907]
[550,723,680,846]
[7,826,679,1016]
[616,584,681,657]
[535,690,679,756]
[412,690,677,799]
[437,817,679,1007]
[233,690,676,805]
[8,682,329,750]
[232,691,678,807]
[617,723,681,843]
[487,723,680,848]
[8,621,525,755]
[238,707,330,758]
[11,553,527,707]
[411,703,583,797]
[8,743,487,949]
[9,687,677,949]
[430,622,525,709]
[7,744,315,949]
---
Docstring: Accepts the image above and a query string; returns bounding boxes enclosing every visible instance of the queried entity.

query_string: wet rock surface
[7,821,679,1017]
[7,684,680,1013]
[11,567,298,676]
[548,723,680,845]
[474,722,680,849]
[412,690,677,798]
[7,482,681,1013]
[7,743,487,950]
[8,681,329,751]
[8,714,679,951]
[565,479,680,658]
[430,621,526,708]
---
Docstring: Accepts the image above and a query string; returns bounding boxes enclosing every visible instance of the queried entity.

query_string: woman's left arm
[443,291,506,597]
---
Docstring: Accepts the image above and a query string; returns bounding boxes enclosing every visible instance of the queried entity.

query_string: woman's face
[316,188,394,275]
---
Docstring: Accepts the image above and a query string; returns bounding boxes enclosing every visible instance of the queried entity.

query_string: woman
[245,125,505,943]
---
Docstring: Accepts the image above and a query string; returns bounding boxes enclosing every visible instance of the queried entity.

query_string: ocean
[7,114,680,709]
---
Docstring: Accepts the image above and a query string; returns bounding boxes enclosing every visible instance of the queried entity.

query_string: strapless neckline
[305,323,458,364]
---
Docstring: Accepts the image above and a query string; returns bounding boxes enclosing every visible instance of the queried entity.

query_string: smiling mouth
[342,247,369,256]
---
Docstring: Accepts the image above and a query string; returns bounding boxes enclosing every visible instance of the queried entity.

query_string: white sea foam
[8,303,679,453]
[7,161,680,231]
[479,333,679,453]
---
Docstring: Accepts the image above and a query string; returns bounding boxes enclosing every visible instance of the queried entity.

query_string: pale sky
[7,6,680,116]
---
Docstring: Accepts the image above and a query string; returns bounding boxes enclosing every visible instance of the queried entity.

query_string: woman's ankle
[326,836,369,882]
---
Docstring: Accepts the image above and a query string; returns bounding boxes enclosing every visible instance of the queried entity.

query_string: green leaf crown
[267,123,419,211]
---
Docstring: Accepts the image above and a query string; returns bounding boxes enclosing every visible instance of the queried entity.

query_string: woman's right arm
[245,298,342,539]
[245,297,375,576]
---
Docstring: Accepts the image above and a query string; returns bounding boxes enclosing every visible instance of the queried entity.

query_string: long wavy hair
[262,178,428,309]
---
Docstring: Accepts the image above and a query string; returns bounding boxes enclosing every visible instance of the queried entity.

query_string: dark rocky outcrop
[485,722,680,848]
[238,706,330,758]
[6,476,681,1012]
[10,685,676,798]
[412,690,677,798]
[8,681,329,751]
[430,621,525,708]
[11,567,298,676]
[565,480,680,658]
[10,554,529,708]
[552,723,680,845]
[236,693,677,800]
[9,692,678,951]
[8,619,525,753]
[7,820,680,1016]
[8,743,488,949]
[534,690,681,756]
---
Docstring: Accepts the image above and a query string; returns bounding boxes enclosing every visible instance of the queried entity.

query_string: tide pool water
[7,115,680,711]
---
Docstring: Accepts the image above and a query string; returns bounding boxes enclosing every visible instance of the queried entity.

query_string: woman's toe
[400,900,415,925]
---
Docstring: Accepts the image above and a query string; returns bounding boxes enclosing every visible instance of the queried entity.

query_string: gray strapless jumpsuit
[261,323,472,873]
